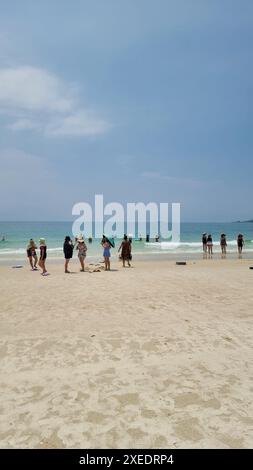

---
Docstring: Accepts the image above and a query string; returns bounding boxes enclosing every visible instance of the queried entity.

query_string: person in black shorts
[26,239,38,270]
[38,238,48,275]
[63,236,74,273]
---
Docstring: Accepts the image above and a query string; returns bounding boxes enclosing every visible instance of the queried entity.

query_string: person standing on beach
[103,237,111,271]
[76,235,87,272]
[206,234,213,257]
[63,236,74,273]
[220,233,227,257]
[38,238,49,275]
[27,239,38,270]
[202,233,207,254]
[118,234,132,267]
[237,233,244,256]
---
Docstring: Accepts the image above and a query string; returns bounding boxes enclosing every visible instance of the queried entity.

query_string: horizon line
[0,220,250,224]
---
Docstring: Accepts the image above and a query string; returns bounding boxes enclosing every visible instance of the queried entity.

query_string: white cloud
[0,66,73,112]
[46,111,111,137]
[8,118,40,131]
[0,66,110,138]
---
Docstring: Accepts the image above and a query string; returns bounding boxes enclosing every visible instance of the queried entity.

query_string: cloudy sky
[0,0,252,221]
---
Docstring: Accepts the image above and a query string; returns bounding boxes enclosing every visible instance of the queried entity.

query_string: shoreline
[1,250,253,266]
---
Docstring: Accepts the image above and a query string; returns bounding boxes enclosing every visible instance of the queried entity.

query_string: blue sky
[0,0,252,221]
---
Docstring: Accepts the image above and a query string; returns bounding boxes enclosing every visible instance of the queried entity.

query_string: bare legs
[221,246,226,258]
[79,256,85,271]
[38,258,47,274]
[122,258,131,267]
[33,255,38,269]
[104,256,110,271]
[65,259,70,273]
[28,255,38,270]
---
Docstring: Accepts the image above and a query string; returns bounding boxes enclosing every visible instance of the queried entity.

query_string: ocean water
[0,221,253,262]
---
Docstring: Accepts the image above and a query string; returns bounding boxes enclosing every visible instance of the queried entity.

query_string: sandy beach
[0,257,253,449]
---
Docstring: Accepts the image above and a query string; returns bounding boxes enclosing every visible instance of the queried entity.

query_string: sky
[0,0,252,222]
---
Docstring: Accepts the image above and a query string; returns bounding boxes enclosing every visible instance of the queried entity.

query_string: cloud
[8,118,40,131]
[0,66,74,112]
[0,66,110,138]
[46,111,110,137]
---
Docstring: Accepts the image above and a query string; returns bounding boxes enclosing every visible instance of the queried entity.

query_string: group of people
[26,238,48,275]
[202,232,245,257]
[27,234,132,274]
[139,234,159,242]
[26,232,246,273]
[63,234,114,273]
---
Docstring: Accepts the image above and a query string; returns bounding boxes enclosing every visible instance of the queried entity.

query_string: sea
[0,221,252,264]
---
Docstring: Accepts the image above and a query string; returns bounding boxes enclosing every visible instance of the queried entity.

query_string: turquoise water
[0,221,253,262]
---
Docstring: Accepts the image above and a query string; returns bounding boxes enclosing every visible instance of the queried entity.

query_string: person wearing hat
[38,238,49,275]
[220,233,227,257]
[76,234,87,272]
[202,233,207,254]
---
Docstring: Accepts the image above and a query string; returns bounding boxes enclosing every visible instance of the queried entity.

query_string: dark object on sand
[12,265,23,268]
[249,267,253,270]
[176,261,187,265]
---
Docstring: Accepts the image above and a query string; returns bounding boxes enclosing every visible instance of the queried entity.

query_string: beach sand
[0,257,253,449]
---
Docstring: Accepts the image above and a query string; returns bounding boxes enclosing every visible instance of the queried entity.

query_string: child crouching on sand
[38,238,49,276]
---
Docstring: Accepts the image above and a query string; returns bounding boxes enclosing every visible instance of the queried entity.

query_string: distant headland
[234,220,253,223]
